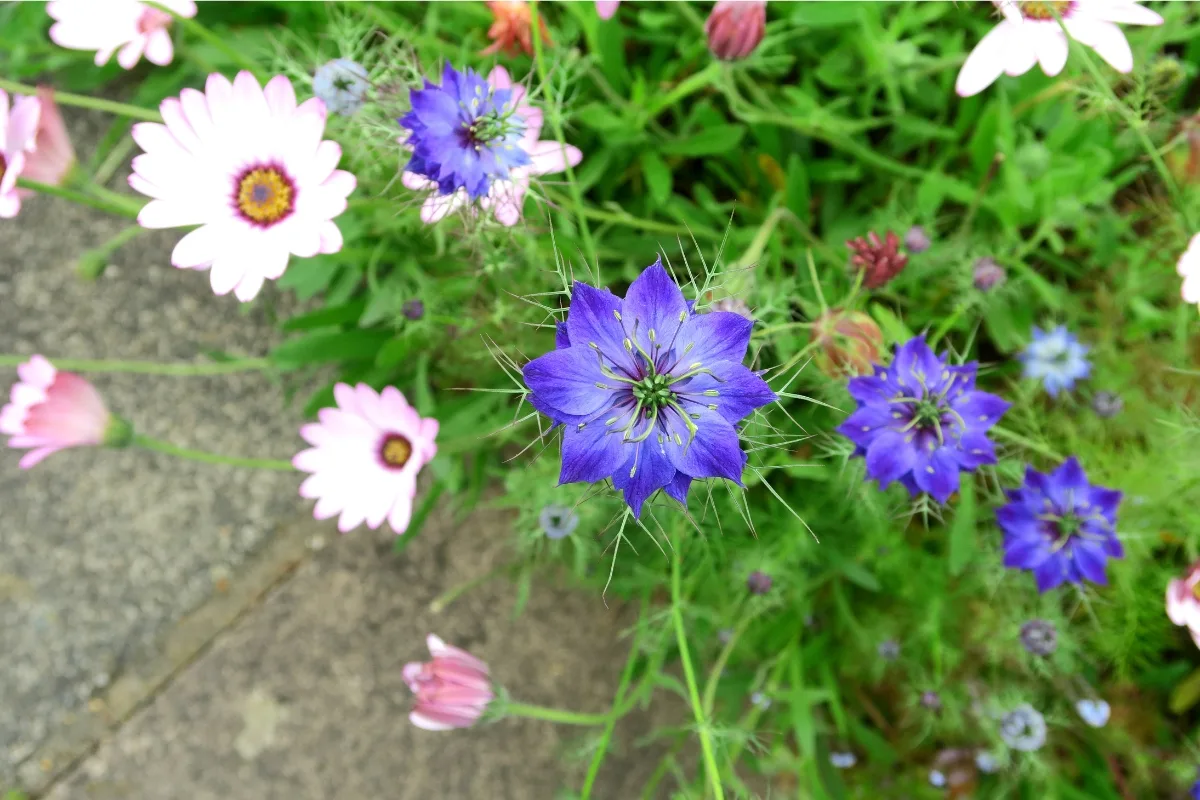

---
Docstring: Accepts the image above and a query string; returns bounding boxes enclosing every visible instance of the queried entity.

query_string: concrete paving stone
[43,504,671,800]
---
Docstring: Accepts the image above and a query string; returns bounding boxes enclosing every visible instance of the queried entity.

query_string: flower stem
[133,434,294,470]
[671,539,726,800]
[16,178,142,220]
[0,356,270,375]
[503,702,614,726]
[0,78,161,121]
[144,1,266,80]
[77,224,149,279]
[991,425,1064,462]
[529,0,600,273]
[428,561,516,613]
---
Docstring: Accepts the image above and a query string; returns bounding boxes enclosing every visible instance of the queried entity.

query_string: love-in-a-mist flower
[596,0,620,20]
[312,59,370,117]
[401,66,581,227]
[47,0,197,69]
[1020,618,1058,655]
[904,225,931,254]
[955,1,1164,98]
[538,503,579,540]
[1,356,131,468]
[1166,562,1200,649]
[830,751,857,769]
[1075,698,1110,728]
[837,336,1010,504]
[999,703,1046,752]
[747,570,772,595]
[403,634,494,731]
[522,259,776,517]
[0,89,41,219]
[129,72,355,301]
[1019,325,1089,396]
[998,458,1123,593]
[21,88,76,189]
[483,1,552,57]
[293,383,438,534]
[705,1,767,62]
[1179,233,1200,306]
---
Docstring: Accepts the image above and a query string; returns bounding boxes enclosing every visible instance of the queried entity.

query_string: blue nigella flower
[400,64,530,199]
[1020,325,1090,396]
[1075,698,1110,728]
[538,503,579,539]
[999,704,1046,752]
[313,58,370,116]
[998,458,1123,593]
[522,259,776,517]
[836,336,1010,504]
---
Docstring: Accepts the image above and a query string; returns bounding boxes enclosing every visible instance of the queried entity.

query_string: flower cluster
[522,260,775,517]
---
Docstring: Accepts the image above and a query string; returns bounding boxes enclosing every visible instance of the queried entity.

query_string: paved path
[1,106,653,798]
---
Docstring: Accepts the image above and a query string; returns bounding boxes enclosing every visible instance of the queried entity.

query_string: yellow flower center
[235,166,294,226]
[1017,1,1073,21]
[380,434,413,469]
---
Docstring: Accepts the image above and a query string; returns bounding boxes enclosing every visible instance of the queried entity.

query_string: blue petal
[1073,541,1110,585]
[611,439,678,518]
[950,390,1010,432]
[864,430,916,489]
[952,431,997,470]
[911,446,960,503]
[523,347,616,417]
[836,403,896,451]
[677,362,776,425]
[1003,535,1051,569]
[674,311,754,366]
[559,414,627,485]
[554,321,571,349]
[1034,556,1070,593]
[622,259,688,359]
[662,405,745,484]
[663,473,692,507]
[847,370,893,405]
[565,282,636,375]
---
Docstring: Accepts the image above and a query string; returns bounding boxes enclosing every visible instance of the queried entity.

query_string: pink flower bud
[1167,562,1200,649]
[705,1,766,62]
[22,87,76,188]
[1,355,121,468]
[403,634,495,731]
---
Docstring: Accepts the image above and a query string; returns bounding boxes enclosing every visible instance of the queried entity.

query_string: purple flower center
[379,433,413,469]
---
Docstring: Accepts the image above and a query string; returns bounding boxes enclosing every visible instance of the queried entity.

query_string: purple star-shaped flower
[837,336,1010,503]
[400,64,530,199]
[522,259,776,517]
[998,457,1124,593]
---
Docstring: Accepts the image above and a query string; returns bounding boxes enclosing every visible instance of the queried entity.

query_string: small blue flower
[538,504,579,539]
[998,458,1123,593]
[400,64,530,199]
[1075,698,1110,728]
[829,751,857,769]
[928,769,947,788]
[975,751,999,773]
[313,59,370,116]
[999,704,1046,752]
[837,336,1010,504]
[522,259,776,517]
[1020,325,1090,396]
[1192,773,1200,800]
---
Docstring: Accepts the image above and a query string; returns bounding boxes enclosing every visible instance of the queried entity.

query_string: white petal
[171,223,226,267]
[116,37,145,70]
[144,29,174,65]
[956,21,1019,97]
[528,141,583,175]
[263,75,297,116]
[316,221,343,254]
[1034,29,1069,77]
[1087,1,1163,26]
[1067,18,1134,73]
[138,198,207,228]
[233,270,266,302]
[209,250,248,296]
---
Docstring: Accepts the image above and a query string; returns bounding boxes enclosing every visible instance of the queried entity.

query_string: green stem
[671,539,725,800]
[429,561,516,613]
[0,78,161,122]
[146,1,266,79]
[504,702,614,726]
[17,178,141,220]
[530,0,599,272]
[644,62,722,120]
[543,189,722,239]
[77,224,148,279]
[580,593,647,799]
[133,434,293,470]
[991,425,1064,462]
[0,356,270,375]
[927,302,968,348]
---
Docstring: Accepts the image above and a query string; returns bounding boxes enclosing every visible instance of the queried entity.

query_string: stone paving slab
[43,503,667,800]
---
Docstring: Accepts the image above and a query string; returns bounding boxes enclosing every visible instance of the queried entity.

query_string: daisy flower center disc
[379,433,413,469]
[1016,1,1074,21]
[234,166,295,226]
[0,154,6,183]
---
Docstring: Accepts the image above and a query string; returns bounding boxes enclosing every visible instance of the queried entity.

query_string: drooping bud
[705,1,767,62]
[746,569,772,595]
[904,225,931,254]
[846,230,907,289]
[810,309,883,378]
[972,257,1007,292]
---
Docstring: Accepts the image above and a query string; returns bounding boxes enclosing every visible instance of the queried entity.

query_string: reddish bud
[811,309,883,378]
[705,1,767,62]
[846,230,907,289]
[482,1,552,57]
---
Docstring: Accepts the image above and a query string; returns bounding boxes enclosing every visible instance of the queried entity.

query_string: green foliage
[8,1,1200,798]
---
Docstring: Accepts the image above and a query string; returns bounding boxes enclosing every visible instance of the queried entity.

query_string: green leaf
[1169,666,1200,714]
[948,479,977,576]
[281,299,366,332]
[868,303,914,345]
[640,151,672,206]
[276,254,341,301]
[661,125,746,157]
[831,555,880,592]
[785,154,811,223]
[270,329,391,369]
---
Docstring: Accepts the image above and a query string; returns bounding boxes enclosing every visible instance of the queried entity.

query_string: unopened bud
[705,1,767,62]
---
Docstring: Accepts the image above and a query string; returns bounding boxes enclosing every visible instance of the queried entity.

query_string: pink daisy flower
[955,1,1163,98]
[47,0,197,70]
[293,383,439,535]
[403,634,494,731]
[400,66,582,227]
[1167,562,1200,649]
[1179,233,1200,306]
[0,89,42,219]
[596,0,620,20]
[22,87,77,189]
[129,72,356,302]
[1,356,123,469]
